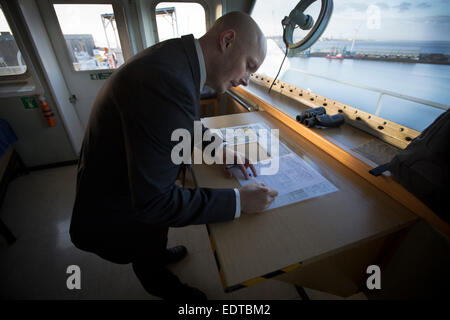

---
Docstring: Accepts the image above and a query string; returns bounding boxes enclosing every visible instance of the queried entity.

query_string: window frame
[49,0,132,74]
[151,0,210,44]
[0,1,32,82]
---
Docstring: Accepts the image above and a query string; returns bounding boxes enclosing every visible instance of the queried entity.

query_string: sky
[2,5,120,48]
[0,7,11,33]
[252,0,450,41]
[53,4,121,49]
[1,3,206,48]
[1,1,449,43]
[156,2,206,41]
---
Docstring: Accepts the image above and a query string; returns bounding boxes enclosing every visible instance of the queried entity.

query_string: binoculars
[296,107,345,128]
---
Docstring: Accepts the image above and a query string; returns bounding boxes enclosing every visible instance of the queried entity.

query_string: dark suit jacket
[70,35,236,257]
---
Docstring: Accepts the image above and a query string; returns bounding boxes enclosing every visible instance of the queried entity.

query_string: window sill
[0,81,37,98]
[232,82,402,168]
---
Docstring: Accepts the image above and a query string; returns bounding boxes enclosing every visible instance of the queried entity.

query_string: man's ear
[219,29,236,52]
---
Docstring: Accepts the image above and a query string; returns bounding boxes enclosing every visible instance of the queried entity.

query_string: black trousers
[70,218,186,298]
[94,226,187,298]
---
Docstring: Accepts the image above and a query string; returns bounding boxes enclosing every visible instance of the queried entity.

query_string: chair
[0,119,28,245]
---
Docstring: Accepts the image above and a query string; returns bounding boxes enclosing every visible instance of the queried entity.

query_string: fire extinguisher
[37,95,56,127]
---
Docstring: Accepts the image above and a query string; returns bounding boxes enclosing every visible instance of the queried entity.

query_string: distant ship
[326,53,344,59]
[326,47,345,59]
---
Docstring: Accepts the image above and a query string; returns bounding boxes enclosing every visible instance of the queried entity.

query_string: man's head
[199,11,267,93]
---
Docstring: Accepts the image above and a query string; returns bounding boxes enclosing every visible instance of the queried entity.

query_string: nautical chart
[223,122,338,211]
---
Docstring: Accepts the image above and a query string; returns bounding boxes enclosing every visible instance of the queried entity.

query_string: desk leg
[274,227,412,298]
[295,286,310,300]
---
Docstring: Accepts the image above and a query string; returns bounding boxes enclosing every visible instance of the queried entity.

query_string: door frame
[37,0,133,129]
[45,0,133,74]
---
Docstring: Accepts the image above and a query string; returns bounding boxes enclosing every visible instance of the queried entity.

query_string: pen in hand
[226,164,255,179]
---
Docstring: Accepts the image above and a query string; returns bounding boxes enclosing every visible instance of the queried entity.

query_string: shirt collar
[194,38,206,91]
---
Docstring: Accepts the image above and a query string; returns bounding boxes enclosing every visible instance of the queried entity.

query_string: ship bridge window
[251,0,450,132]
[0,6,27,77]
[155,2,206,43]
[53,4,125,71]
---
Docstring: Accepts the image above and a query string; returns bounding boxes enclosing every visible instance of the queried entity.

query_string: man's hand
[222,147,257,180]
[238,181,279,213]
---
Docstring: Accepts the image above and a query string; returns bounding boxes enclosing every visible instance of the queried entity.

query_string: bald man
[70,11,277,300]
[199,11,267,93]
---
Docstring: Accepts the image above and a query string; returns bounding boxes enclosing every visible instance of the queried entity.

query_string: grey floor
[0,165,366,300]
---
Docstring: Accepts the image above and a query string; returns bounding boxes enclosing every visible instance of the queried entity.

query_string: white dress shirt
[194,38,241,219]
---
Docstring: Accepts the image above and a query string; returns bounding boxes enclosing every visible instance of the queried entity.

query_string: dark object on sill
[369,109,450,224]
[303,116,317,128]
[315,113,345,128]
[296,106,326,123]
[296,107,345,128]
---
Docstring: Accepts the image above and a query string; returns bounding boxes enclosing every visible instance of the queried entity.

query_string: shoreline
[293,53,450,65]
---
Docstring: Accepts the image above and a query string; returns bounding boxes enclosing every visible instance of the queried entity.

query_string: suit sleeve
[115,69,236,228]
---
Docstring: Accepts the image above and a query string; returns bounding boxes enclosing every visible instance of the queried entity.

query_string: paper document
[217,122,273,146]
[219,124,258,145]
[231,153,338,211]
[218,122,338,211]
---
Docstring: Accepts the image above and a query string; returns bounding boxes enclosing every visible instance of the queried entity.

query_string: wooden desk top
[193,111,417,289]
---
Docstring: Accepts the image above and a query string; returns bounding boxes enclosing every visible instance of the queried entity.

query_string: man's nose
[240,75,249,86]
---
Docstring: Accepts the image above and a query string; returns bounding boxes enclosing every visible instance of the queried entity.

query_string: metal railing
[288,68,449,116]
[226,90,256,112]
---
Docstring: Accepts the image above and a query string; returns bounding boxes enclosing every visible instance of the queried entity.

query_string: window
[53,4,124,71]
[0,6,27,76]
[251,0,450,131]
[155,2,206,42]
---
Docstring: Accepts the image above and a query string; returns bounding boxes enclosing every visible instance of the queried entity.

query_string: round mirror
[283,0,333,51]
